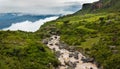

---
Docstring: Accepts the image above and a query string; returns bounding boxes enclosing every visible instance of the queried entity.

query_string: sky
[1,0,99,32]
[0,0,99,15]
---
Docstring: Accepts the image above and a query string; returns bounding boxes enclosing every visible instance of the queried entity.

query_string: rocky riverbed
[43,35,98,69]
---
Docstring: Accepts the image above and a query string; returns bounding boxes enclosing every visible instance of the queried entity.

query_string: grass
[80,37,100,49]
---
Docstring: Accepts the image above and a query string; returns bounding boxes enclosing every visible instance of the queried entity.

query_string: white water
[46,35,98,69]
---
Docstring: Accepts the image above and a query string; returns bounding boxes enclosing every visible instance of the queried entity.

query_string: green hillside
[38,0,120,69]
[0,31,59,69]
[0,0,120,69]
[40,13,120,69]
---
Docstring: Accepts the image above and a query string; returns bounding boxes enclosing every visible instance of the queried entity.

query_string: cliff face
[92,1,103,10]
[75,0,120,14]
[82,3,92,10]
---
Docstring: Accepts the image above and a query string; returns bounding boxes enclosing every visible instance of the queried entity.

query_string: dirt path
[45,35,98,69]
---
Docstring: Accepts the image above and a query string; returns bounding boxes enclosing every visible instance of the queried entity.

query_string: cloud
[0,0,99,15]
[2,16,59,32]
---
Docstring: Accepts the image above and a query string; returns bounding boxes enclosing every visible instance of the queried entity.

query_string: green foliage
[40,12,120,69]
[0,31,59,69]
[1,0,120,69]
[75,0,120,14]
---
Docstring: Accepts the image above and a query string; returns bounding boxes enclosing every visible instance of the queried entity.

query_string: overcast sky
[0,0,99,15]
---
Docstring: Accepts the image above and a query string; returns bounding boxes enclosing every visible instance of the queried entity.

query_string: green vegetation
[39,0,120,68]
[0,31,59,69]
[40,12,120,69]
[75,0,120,14]
[0,0,120,69]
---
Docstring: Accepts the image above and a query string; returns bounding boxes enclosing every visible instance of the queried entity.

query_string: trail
[44,35,98,69]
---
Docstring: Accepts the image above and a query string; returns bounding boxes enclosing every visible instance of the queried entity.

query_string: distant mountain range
[0,13,59,29]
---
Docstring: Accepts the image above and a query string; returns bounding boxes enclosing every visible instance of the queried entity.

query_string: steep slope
[38,0,120,69]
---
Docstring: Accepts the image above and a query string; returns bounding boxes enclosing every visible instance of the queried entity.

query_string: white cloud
[0,0,99,15]
[2,16,59,32]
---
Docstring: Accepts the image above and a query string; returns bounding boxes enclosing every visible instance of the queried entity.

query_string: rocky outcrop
[92,1,103,10]
[75,0,120,14]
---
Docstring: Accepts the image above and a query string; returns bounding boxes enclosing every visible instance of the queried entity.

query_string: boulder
[81,57,94,63]
[49,43,53,46]
[59,46,65,49]
[42,39,48,44]
[55,51,61,58]
[67,66,74,69]
[55,43,59,46]
[90,67,93,69]
[50,37,53,41]
[53,48,56,51]
[74,51,79,59]
[54,36,58,39]
[69,46,75,52]
[69,53,74,57]
[81,57,87,63]
[66,61,76,68]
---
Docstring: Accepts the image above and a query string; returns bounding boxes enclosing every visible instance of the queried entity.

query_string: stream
[43,35,98,69]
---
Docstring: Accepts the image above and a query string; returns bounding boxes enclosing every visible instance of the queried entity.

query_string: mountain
[75,0,120,14]
[0,13,57,29]
[0,0,120,69]
[38,0,120,69]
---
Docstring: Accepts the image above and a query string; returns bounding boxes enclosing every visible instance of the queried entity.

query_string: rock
[86,58,94,63]
[54,36,58,39]
[69,46,75,52]
[49,43,53,46]
[53,48,56,51]
[67,66,74,69]
[55,43,59,46]
[90,67,93,69]
[59,46,65,49]
[73,62,77,67]
[55,51,61,58]
[75,61,79,63]
[109,45,116,50]
[81,57,87,63]
[66,61,76,68]
[67,61,73,67]
[74,55,79,59]
[59,43,68,49]
[81,57,94,63]
[42,39,48,44]
[74,51,79,59]
[50,37,53,40]
[69,53,73,57]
